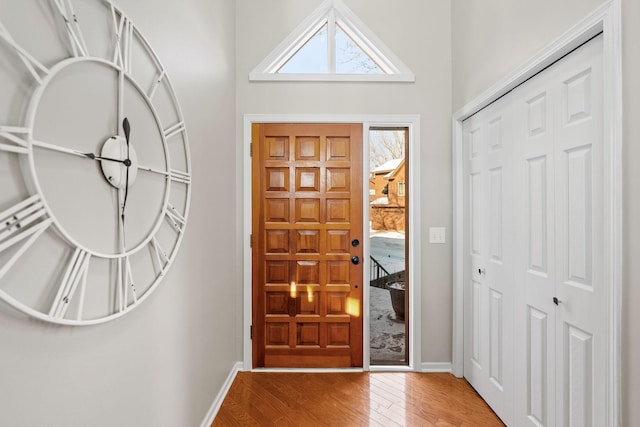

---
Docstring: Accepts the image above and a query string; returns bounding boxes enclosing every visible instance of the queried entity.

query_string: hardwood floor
[212,372,505,426]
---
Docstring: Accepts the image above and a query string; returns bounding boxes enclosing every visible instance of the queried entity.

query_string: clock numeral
[166,204,186,225]
[148,70,166,100]
[170,169,191,185]
[111,6,133,74]
[117,255,137,312]
[137,163,169,177]
[0,195,53,281]
[52,0,89,57]
[0,195,49,250]
[164,121,186,140]
[49,248,91,320]
[150,236,170,275]
[165,204,186,234]
[0,126,30,155]
[0,21,50,84]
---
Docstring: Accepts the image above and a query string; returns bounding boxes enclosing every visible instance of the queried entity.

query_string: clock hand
[121,118,131,220]
[123,118,131,157]
[82,152,132,166]
[30,139,132,165]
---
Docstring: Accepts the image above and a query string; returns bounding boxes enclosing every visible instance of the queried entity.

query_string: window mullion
[328,10,336,73]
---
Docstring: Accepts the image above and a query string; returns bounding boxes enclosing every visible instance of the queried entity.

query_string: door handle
[351,256,360,265]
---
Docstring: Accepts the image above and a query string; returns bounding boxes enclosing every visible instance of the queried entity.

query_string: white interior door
[513,34,604,427]
[553,36,604,427]
[463,95,515,425]
[511,52,560,427]
[463,34,605,427]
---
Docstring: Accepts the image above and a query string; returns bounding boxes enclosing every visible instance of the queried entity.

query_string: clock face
[0,0,191,324]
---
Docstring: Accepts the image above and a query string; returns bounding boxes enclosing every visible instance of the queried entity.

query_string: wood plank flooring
[212,372,505,426]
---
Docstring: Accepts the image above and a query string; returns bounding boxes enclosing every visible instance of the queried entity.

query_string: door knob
[351,256,360,265]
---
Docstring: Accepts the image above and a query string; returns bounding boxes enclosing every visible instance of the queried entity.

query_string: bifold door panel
[463,35,605,426]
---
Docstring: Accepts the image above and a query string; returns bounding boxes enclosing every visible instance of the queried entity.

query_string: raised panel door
[464,34,605,427]
[552,35,604,427]
[513,66,558,427]
[511,34,604,427]
[463,94,515,425]
[252,123,363,368]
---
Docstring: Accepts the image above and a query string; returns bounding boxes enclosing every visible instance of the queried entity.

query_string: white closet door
[512,50,559,427]
[463,95,514,426]
[552,35,604,427]
[512,34,604,427]
[464,34,605,427]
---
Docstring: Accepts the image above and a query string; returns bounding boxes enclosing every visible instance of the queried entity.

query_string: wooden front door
[252,123,363,368]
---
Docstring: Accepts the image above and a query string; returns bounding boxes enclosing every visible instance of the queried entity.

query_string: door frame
[451,1,622,425]
[243,114,421,372]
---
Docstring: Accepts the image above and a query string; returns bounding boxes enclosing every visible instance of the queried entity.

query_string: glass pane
[278,24,328,74]
[336,25,383,74]
[369,129,408,366]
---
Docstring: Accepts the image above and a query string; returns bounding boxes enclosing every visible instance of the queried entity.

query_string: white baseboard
[420,362,452,373]
[200,361,243,427]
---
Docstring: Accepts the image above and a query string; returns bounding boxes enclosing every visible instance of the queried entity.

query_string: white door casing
[242,114,422,372]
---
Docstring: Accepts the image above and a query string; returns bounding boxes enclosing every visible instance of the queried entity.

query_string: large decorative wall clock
[0,0,191,324]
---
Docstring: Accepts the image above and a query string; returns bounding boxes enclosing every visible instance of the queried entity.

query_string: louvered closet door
[463,34,605,427]
[463,95,515,425]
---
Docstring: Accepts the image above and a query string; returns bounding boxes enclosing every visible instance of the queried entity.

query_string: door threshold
[251,368,365,373]
[369,365,414,372]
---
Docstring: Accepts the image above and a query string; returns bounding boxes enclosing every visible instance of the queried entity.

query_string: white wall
[452,0,640,424]
[451,0,604,111]
[0,1,238,426]
[236,0,453,364]
[621,0,640,424]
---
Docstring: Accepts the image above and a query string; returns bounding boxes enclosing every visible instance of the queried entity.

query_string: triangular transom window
[250,0,414,82]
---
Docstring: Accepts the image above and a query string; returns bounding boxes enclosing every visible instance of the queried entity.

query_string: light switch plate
[429,227,446,244]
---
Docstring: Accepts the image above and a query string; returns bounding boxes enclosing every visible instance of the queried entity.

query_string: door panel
[252,123,363,368]
[513,72,557,427]
[464,34,604,427]
[553,35,603,427]
[463,94,514,424]
[514,34,604,427]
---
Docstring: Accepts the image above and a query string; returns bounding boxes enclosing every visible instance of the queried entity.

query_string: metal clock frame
[0,0,192,325]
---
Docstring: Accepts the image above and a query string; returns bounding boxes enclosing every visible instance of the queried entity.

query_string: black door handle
[351,256,360,265]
